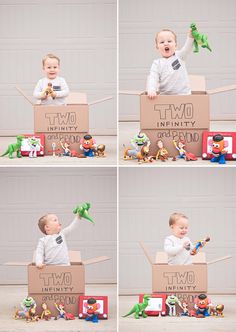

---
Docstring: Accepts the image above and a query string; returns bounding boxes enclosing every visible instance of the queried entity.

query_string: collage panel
[0,0,117,166]
[0,167,117,331]
[119,167,236,331]
[119,0,236,166]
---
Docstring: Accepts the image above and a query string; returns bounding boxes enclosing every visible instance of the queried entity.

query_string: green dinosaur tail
[0,148,9,157]
[122,307,136,317]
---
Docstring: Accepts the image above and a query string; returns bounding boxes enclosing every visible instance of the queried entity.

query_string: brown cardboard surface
[30,293,82,317]
[34,105,89,133]
[140,94,209,130]
[28,264,85,294]
[38,131,87,155]
[152,264,208,293]
[143,128,207,157]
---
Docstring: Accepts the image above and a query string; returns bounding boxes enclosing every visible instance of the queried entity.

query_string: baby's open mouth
[165,47,170,51]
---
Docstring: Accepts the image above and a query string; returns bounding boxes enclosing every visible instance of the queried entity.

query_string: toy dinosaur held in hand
[123,294,150,319]
[73,202,94,224]
[190,23,212,53]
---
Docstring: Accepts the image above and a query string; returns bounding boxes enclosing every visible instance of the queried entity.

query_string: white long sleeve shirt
[33,76,69,105]
[164,235,194,265]
[35,217,79,266]
[146,37,193,95]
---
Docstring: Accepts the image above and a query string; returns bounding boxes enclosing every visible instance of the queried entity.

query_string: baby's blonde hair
[42,54,60,67]
[155,29,177,45]
[38,214,50,234]
[169,212,188,226]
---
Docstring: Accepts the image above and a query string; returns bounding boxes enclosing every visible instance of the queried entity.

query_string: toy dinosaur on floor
[73,202,94,224]
[190,23,212,53]
[123,294,150,319]
[1,135,24,159]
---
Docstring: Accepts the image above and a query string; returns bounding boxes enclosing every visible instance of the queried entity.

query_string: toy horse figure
[190,23,212,53]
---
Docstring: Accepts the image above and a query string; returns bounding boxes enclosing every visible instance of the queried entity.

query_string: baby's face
[44,214,61,235]
[171,217,189,238]
[43,58,60,80]
[156,31,176,58]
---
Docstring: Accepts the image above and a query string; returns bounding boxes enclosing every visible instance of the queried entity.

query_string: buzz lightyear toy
[28,136,42,158]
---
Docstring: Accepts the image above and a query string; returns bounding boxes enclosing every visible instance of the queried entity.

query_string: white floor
[0,284,117,332]
[119,121,236,166]
[119,295,236,332]
[0,135,117,166]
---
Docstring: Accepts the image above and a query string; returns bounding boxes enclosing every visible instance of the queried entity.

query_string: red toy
[202,131,236,161]
[78,296,108,320]
[139,294,167,316]
[20,134,45,156]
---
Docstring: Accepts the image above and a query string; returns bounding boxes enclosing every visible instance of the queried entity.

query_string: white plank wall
[119,167,236,294]
[0,0,117,135]
[119,0,236,121]
[0,167,117,284]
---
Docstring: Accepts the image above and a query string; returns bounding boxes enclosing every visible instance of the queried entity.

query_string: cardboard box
[6,251,110,316]
[17,87,111,155]
[139,242,231,310]
[121,76,236,156]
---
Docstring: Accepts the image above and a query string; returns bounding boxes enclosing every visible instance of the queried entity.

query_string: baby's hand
[183,241,190,249]
[147,91,157,99]
[36,263,45,269]
[41,93,48,100]
[188,28,194,38]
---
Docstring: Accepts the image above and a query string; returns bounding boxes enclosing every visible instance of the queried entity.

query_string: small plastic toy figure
[21,296,36,312]
[156,140,169,161]
[173,139,197,161]
[1,135,24,159]
[166,294,183,316]
[190,236,210,255]
[123,294,150,319]
[28,136,43,158]
[124,142,153,163]
[194,294,211,318]
[180,301,189,316]
[73,202,94,224]
[43,82,56,99]
[60,140,71,156]
[131,132,150,150]
[54,303,66,320]
[84,298,101,323]
[40,303,51,320]
[190,23,212,53]
[95,144,106,157]
[80,134,97,157]
[215,304,224,317]
[210,134,228,164]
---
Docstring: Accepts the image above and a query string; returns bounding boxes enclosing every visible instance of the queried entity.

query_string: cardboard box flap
[207,255,232,265]
[192,252,206,264]
[207,85,236,95]
[69,250,82,263]
[119,90,145,95]
[155,252,168,264]
[4,261,31,266]
[88,96,113,106]
[82,255,110,266]
[189,75,206,92]
[139,242,154,265]
[65,92,87,105]
[15,86,34,105]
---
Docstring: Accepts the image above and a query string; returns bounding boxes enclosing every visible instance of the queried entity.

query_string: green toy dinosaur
[1,135,24,159]
[190,23,212,53]
[73,202,94,224]
[123,294,150,319]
